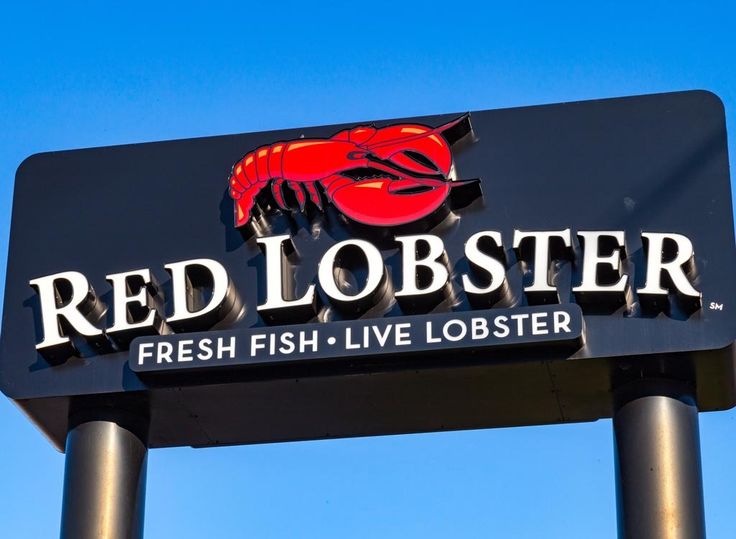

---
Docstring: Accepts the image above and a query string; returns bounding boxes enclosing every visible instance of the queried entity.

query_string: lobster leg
[271,179,290,211]
[304,182,323,210]
[287,181,307,211]
[270,179,315,212]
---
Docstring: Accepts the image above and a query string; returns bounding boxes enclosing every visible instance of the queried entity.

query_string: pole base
[613,379,706,539]
[60,411,148,539]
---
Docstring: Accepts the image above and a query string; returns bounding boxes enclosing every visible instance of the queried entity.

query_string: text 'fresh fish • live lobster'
[227,114,478,228]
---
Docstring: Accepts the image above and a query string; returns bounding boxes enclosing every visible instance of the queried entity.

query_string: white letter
[178,339,194,362]
[554,311,571,333]
[462,231,507,294]
[157,342,173,363]
[372,325,392,347]
[637,232,700,300]
[395,234,449,297]
[251,334,266,356]
[510,313,529,335]
[472,318,489,339]
[512,230,571,293]
[30,271,103,350]
[198,339,213,360]
[106,268,159,336]
[442,320,467,342]
[345,328,360,349]
[300,330,318,353]
[493,316,510,338]
[280,332,295,354]
[531,312,548,335]
[572,231,628,294]
[256,235,316,312]
[426,321,441,343]
[318,239,385,303]
[165,258,232,327]
[138,343,154,365]
[395,323,411,345]
[217,336,236,359]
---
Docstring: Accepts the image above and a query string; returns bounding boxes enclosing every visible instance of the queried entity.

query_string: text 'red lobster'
[228,115,472,228]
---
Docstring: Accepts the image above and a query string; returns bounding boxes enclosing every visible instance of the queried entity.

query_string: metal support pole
[60,412,148,539]
[613,379,706,539]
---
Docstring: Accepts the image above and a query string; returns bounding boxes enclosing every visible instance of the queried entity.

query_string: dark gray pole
[613,379,706,539]
[60,412,148,539]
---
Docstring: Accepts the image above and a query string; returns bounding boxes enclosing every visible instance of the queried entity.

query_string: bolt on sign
[1,90,734,450]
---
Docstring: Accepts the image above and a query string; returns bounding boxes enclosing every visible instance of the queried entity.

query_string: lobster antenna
[435,113,473,146]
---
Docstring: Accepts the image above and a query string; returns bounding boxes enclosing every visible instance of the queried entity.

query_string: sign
[1,90,734,450]
[130,305,584,373]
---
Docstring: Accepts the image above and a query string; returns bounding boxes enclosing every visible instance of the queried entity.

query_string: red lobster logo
[228,114,476,228]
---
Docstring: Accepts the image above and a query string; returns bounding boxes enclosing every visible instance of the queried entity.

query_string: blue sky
[1,1,736,537]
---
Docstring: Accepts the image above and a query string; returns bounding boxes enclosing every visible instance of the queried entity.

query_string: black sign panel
[1,90,734,449]
[130,305,584,374]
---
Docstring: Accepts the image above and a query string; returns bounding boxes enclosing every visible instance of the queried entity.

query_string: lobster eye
[347,151,368,160]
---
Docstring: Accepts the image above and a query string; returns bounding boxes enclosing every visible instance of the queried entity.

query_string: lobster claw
[363,116,466,178]
[330,176,453,226]
[326,115,474,226]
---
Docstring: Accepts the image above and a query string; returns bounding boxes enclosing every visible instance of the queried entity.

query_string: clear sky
[1,1,736,537]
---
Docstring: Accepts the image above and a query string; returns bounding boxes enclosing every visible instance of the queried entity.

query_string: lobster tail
[233,195,252,228]
[229,140,298,227]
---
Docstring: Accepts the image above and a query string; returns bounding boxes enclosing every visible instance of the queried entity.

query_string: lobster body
[228,117,468,228]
